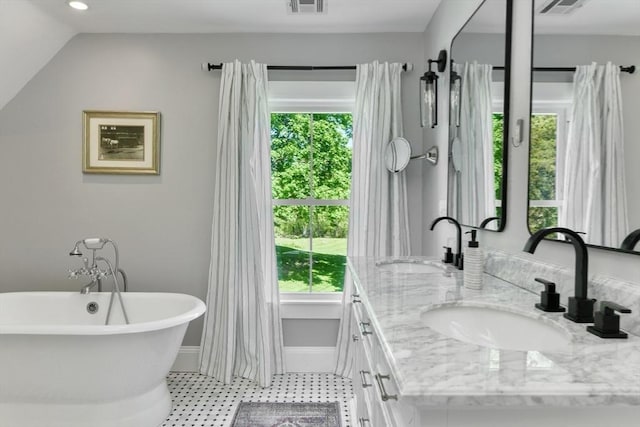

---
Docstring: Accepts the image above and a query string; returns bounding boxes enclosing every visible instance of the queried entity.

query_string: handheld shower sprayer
[69,238,119,271]
[69,241,83,257]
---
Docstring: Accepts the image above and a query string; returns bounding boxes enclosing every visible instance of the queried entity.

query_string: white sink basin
[420,304,572,353]
[376,260,445,274]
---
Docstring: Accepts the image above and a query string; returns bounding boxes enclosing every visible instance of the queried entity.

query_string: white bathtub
[0,291,206,427]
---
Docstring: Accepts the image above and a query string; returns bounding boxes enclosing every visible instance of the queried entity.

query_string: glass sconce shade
[450,70,462,127]
[420,50,447,129]
[421,71,438,128]
[420,76,428,127]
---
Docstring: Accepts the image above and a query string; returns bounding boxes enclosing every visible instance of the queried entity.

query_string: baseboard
[171,346,337,374]
[284,346,337,373]
[171,346,200,372]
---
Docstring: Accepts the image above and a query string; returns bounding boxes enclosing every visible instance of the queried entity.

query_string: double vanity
[348,256,640,426]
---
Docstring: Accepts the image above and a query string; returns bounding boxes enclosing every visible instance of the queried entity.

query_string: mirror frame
[447,0,514,232]
[525,1,640,256]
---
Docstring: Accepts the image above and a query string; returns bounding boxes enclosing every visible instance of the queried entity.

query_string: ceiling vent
[287,0,326,14]
[537,0,588,15]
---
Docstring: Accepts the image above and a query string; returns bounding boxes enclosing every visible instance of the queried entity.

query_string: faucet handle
[587,301,632,339]
[68,269,79,279]
[534,277,556,293]
[599,301,631,315]
[442,246,453,264]
[534,277,565,313]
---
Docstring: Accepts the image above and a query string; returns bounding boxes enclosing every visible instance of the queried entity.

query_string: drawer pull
[359,370,373,388]
[352,334,359,342]
[352,293,360,298]
[359,418,371,426]
[352,298,362,304]
[375,373,398,401]
[359,322,373,336]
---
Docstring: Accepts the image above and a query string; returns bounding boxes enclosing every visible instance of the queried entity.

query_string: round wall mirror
[384,137,412,173]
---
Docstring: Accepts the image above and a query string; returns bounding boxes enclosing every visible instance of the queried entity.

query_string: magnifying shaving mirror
[384,137,438,173]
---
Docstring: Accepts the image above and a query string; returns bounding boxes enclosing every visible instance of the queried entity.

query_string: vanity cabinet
[350,293,416,427]
[346,256,640,427]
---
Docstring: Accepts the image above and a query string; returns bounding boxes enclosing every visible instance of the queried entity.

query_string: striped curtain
[560,62,628,247]
[199,60,284,387]
[453,62,496,225]
[334,62,410,377]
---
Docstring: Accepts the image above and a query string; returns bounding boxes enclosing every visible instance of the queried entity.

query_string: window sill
[280,293,343,319]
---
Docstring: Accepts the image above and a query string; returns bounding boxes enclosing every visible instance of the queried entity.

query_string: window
[528,109,568,234]
[492,112,504,215]
[271,113,352,293]
[527,83,571,235]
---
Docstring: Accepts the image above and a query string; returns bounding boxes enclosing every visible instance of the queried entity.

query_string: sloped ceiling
[0,0,442,112]
[0,0,76,111]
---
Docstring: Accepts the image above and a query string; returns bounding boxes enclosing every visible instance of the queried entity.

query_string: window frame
[528,82,572,227]
[269,81,355,297]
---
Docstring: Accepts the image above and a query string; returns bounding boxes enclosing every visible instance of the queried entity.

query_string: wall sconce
[420,49,447,128]
[450,67,462,127]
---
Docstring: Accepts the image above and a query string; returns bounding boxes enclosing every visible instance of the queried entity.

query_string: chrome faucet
[430,216,463,269]
[523,227,595,323]
[68,238,129,325]
[69,238,128,293]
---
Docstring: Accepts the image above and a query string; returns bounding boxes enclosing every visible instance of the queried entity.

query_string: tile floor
[162,372,354,427]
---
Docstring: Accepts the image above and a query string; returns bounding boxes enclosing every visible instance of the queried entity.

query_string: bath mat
[231,401,341,427]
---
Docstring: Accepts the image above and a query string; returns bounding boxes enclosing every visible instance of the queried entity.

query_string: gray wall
[0,32,425,346]
[453,33,506,67]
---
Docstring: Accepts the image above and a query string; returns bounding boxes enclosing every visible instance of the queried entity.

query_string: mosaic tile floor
[162,372,353,427]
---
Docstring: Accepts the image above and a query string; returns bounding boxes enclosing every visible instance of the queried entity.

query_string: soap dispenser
[463,230,483,290]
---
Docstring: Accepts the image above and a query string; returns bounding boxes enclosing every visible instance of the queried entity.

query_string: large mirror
[447,0,512,231]
[528,0,640,254]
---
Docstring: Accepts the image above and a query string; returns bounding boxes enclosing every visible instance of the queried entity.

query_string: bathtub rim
[0,291,206,335]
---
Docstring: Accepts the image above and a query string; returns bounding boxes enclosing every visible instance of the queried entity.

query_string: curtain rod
[491,65,635,74]
[201,62,414,72]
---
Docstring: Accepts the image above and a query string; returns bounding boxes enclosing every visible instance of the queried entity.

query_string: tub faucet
[68,238,128,294]
[523,227,595,323]
[430,216,463,269]
[68,238,130,324]
[80,279,102,295]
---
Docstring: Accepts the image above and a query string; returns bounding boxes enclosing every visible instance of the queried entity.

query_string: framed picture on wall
[83,110,160,174]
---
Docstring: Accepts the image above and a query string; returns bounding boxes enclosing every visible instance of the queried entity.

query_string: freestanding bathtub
[0,291,206,427]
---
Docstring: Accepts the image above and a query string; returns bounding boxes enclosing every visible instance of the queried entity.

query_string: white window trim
[269,81,355,113]
[280,292,343,319]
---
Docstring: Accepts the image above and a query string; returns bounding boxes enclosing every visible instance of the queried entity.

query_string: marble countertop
[348,256,640,407]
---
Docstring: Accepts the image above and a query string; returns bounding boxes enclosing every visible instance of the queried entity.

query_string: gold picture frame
[83,110,160,174]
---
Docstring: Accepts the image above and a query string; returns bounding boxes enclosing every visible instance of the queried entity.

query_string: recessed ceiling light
[68,1,88,11]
